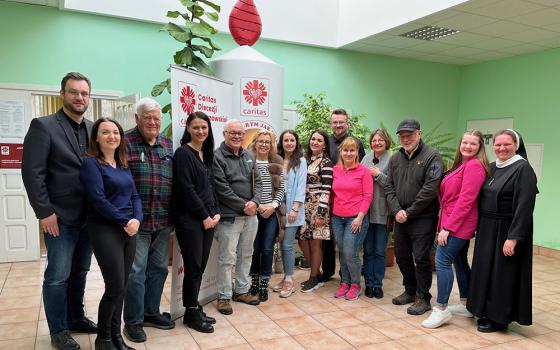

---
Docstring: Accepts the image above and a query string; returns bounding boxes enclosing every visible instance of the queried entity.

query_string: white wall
[61,0,467,48]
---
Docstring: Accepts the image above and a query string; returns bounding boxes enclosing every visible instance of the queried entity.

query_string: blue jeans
[435,236,471,306]
[331,215,369,285]
[282,226,300,276]
[123,226,172,325]
[43,220,92,335]
[215,216,258,299]
[363,223,388,288]
[250,214,278,278]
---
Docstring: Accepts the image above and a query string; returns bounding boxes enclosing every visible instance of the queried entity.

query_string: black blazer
[22,109,93,224]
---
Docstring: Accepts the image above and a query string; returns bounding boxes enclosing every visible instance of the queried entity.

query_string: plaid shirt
[125,127,173,231]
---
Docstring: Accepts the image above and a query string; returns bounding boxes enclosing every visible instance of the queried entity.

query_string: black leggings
[176,213,214,308]
[88,221,136,339]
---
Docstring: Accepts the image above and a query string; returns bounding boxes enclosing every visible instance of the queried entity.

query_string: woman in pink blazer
[422,130,489,329]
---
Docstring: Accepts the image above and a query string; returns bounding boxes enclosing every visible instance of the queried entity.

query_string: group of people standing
[22,72,538,350]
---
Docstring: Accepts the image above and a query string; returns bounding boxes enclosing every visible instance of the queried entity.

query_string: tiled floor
[1,253,560,349]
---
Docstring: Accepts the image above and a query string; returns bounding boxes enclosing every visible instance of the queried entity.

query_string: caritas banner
[170,65,233,320]
[211,45,284,148]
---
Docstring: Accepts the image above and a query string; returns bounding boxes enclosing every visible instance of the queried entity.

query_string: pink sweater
[332,164,373,217]
[438,158,486,240]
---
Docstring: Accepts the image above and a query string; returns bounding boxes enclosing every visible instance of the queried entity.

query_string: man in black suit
[22,72,97,350]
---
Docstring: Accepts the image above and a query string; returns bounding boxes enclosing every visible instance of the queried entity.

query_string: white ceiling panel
[434,12,497,30]
[466,0,546,19]
[501,28,559,42]
[509,7,560,26]
[468,20,533,37]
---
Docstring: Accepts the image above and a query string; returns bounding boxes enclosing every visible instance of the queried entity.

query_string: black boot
[259,278,269,302]
[198,303,216,324]
[249,274,260,295]
[184,307,214,333]
[112,333,135,350]
[95,336,117,350]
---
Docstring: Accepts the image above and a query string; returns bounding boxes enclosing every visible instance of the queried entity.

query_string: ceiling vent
[400,25,459,41]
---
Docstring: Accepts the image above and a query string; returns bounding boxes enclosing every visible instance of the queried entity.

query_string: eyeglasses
[226,131,245,138]
[256,140,271,145]
[65,89,89,98]
[140,116,162,122]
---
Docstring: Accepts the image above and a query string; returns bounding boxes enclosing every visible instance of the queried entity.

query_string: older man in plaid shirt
[123,97,175,343]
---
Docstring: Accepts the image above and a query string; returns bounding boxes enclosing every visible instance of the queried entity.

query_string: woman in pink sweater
[331,137,373,301]
[422,130,489,329]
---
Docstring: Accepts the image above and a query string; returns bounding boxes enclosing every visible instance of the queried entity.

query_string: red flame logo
[243,80,267,106]
[229,0,262,46]
[180,85,196,115]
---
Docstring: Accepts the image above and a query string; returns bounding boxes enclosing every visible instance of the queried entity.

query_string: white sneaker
[421,307,452,329]
[447,304,473,317]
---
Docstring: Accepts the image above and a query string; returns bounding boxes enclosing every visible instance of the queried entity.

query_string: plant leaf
[161,23,192,42]
[192,4,205,18]
[205,11,219,21]
[179,0,194,7]
[166,11,181,18]
[198,18,218,34]
[198,0,220,12]
[151,79,170,97]
[191,56,213,75]
[190,22,213,37]
[174,47,194,65]
[199,37,221,50]
[192,44,214,58]
[161,103,172,114]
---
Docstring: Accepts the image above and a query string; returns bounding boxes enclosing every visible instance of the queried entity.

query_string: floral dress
[298,154,333,240]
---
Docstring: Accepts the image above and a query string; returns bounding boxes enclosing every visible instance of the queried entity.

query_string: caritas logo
[180,83,196,115]
[241,78,269,117]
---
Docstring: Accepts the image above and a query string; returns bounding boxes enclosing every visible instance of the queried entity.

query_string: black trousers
[321,237,336,281]
[88,221,136,339]
[176,213,214,308]
[393,216,437,300]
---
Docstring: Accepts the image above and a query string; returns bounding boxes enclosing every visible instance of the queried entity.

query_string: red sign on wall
[0,143,23,169]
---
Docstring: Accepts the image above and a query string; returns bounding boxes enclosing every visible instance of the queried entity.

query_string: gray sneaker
[392,291,416,305]
[407,297,432,315]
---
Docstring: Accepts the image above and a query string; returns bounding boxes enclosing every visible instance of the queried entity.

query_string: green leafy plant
[380,121,455,169]
[293,92,370,147]
[151,0,221,116]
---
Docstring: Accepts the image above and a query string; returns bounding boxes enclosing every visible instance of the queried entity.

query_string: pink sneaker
[344,284,361,301]
[334,282,349,298]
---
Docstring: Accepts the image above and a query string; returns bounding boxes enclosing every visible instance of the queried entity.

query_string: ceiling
[342,0,560,65]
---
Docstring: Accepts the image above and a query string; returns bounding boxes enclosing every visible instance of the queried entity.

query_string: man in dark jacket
[22,72,97,350]
[384,119,443,316]
[213,119,262,315]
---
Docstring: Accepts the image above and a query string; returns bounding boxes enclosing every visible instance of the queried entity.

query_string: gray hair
[136,97,161,116]
[223,119,243,132]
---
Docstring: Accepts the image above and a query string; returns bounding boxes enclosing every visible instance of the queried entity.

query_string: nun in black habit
[467,129,538,333]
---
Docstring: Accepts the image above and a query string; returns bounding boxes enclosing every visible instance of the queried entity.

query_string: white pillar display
[211,45,284,145]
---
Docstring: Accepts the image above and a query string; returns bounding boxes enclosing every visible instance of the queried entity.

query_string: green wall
[0,2,461,134]
[458,49,560,249]
[4,2,555,248]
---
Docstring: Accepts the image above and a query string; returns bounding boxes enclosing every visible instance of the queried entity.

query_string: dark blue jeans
[43,220,92,335]
[435,236,471,305]
[331,215,369,285]
[250,213,279,278]
[123,226,172,325]
[363,223,388,288]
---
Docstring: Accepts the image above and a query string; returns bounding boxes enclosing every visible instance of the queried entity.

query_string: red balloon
[229,0,262,46]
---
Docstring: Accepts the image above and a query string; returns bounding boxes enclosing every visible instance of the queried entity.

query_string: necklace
[188,142,202,152]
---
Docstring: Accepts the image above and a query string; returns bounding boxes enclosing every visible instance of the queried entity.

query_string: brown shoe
[233,292,260,305]
[217,299,233,315]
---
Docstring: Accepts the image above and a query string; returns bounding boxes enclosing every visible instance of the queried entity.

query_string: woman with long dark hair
[80,118,142,350]
[299,130,333,292]
[421,129,489,329]
[272,130,307,298]
[468,129,538,333]
[247,129,285,302]
[173,111,220,333]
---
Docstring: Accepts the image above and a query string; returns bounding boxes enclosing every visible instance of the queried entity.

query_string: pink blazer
[438,158,486,240]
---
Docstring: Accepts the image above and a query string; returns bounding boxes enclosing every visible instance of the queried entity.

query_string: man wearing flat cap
[383,119,443,316]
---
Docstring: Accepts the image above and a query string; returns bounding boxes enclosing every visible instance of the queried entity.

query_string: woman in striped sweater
[248,130,286,302]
